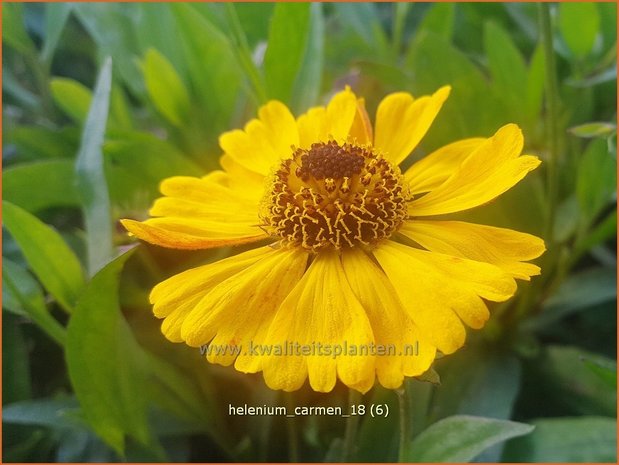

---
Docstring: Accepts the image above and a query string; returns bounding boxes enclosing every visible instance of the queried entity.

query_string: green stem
[538,3,561,241]
[341,389,362,462]
[285,392,299,462]
[224,3,268,105]
[397,384,411,462]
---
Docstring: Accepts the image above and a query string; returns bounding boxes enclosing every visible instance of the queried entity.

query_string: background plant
[3,2,616,462]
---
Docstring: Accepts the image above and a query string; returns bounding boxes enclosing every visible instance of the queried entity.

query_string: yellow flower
[122,86,545,393]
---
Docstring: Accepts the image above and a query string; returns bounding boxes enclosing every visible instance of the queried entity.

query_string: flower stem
[538,3,561,241]
[397,383,411,462]
[341,389,362,462]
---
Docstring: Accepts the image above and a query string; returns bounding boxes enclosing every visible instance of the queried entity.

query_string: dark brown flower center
[261,141,410,251]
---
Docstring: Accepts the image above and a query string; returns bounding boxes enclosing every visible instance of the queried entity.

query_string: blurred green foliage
[2,2,616,462]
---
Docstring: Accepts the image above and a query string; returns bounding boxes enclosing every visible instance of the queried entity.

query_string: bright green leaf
[418,3,455,40]
[3,3,36,55]
[66,249,150,455]
[264,3,311,104]
[503,417,616,462]
[407,415,534,462]
[559,3,600,58]
[569,122,617,138]
[3,160,80,212]
[173,4,242,136]
[51,78,92,124]
[582,356,617,389]
[2,201,85,313]
[141,48,191,126]
[75,58,114,277]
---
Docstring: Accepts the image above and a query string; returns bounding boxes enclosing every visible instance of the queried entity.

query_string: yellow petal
[121,217,266,250]
[186,248,307,368]
[150,246,274,340]
[297,87,358,148]
[400,220,546,280]
[374,86,451,165]
[219,100,299,175]
[341,249,436,389]
[121,174,268,249]
[409,124,541,216]
[179,247,305,349]
[348,98,373,145]
[373,241,516,354]
[404,138,485,194]
[219,154,266,198]
[262,251,375,393]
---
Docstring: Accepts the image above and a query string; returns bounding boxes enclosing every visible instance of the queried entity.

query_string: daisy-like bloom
[122,86,545,393]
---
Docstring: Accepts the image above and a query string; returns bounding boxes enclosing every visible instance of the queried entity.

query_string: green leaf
[51,78,92,124]
[66,249,150,455]
[536,345,616,416]
[559,3,600,58]
[484,21,528,119]
[290,3,324,113]
[6,126,79,161]
[73,4,144,96]
[582,356,617,389]
[405,31,500,148]
[75,58,114,277]
[3,66,40,109]
[406,415,534,462]
[3,315,32,404]
[173,3,242,136]
[141,48,191,126]
[41,4,73,64]
[418,3,455,39]
[530,267,616,328]
[104,131,203,210]
[2,201,85,313]
[264,3,311,104]
[569,122,617,138]
[3,397,80,429]
[3,3,36,55]
[503,417,616,462]
[3,258,66,346]
[3,160,80,212]
[576,138,617,225]
[333,3,388,53]
[525,43,545,127]
[575,210,617,258]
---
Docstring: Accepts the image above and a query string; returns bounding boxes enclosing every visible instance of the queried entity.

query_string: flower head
[122,86,545,393]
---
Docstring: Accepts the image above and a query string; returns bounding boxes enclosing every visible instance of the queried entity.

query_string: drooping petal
[207,249,308,371]
[404,138,485,194]
[121,175,268,249]
[219,100,299,175]
[341,248,436,389]
[400,220,545,280]
[262,251,375,393]
[374,86,451,165]
[179,247,306,349]
[121,217,267,250]
[373,241,516,354]
[150,246,275,340]
[297,87,358,148]
[409,124,541,216]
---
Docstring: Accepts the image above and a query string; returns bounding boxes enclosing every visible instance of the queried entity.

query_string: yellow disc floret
[261,140,410,251]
